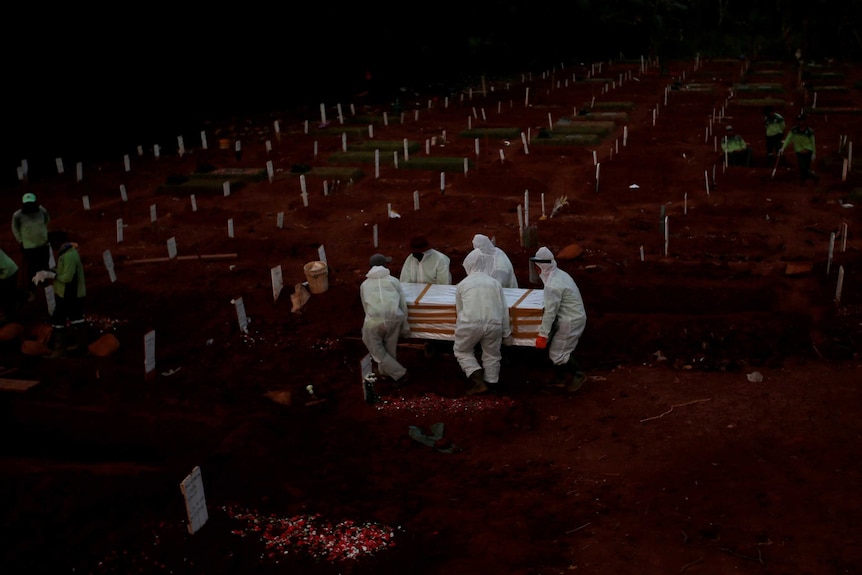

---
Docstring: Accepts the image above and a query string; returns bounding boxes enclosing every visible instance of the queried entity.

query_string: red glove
[535,336,548,349]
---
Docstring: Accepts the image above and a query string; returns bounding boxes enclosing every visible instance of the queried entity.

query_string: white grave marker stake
[191,195,197,212]
[120,184,128,202]
[318,245,327,264]
[116,219,124,243]
[180,466,209,534]
[266,160,274,183]
[76,162,83,182]
[684,193,688,215]
[337,103,344,124]
[517,205,524,247]
[836,266,844,303]
[82,196,90,210]
[124,154,131,172]
[440,172,446,193]
[373,224,379,248]
[403,138,410,162]
[664,216,669,256]
[55,157,64,174]
[827,232,835,274]
[342,133,347,152]
[177,136,185,157]
[413,190,420,211]
[223,181,230,197]
[499,149,505,163]
[150,204,157,223]
[277,212,284,229]
[271,265,283,302]
[144,330,156,374]
[319,103,327,125]
[541,193,546,218]
[235,297,249,334]
[475,138,480,157]
[592,150,597,166]
[201,130,208,149]
[639,245,645,261]
[103,250,117,283]
[154,145,160,159]
[521,132,529,154]
[167,237,177,259]
[704,171,710,196]
[463,158,469,175]
[227,218,234,238]
[375,149,380,178]
[265,140,272,154]
[841,222,848,252]
[393,151,399,169]
[595,163,601,193]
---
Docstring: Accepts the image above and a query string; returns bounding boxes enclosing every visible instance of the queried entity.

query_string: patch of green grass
[552,121,615,136]
[531,133,602,146]
[459,127,523,139]
[313,126,370,137]
[327,151,386,165]
[745,70,784,76]
[677,84,715,93]
[302,167,365,181]
[573,112,629,123]
[398,156,473,173]
[803,106,862,115]
[156,171,266,195]
[349,140,422,153]
[733,83,784,93]
[730,98,786,107]
[326,152,471,173]
[810,85,850,93]
[347,114,405,126]
[583,101,635,111]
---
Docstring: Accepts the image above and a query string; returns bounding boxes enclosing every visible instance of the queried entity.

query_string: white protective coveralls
[360,265,411,380]
[453,250,512,384]
[533,246,587,365]
[469,234,518,288]
[400,248,452,285]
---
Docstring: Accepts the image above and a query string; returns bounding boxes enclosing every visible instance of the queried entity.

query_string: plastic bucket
[303,261,329,294]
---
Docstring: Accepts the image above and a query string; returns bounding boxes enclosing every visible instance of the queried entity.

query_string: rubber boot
[46,328,69,359]
[566,357,587,393]
[466,368,488,396]
[67,323,90,355]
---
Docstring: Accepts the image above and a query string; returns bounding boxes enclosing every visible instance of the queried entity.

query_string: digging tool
[770,153,782,179]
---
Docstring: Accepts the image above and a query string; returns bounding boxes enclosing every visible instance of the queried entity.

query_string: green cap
[22,193,36,203]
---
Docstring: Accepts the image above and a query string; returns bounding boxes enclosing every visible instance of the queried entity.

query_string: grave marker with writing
[180,466,209,534]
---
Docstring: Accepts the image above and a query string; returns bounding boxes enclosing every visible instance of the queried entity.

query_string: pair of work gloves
[32,270,56,285]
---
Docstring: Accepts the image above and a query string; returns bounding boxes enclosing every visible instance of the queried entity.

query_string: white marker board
[103,250,117,283]
[144,330,156,374]
[180,466,209,535]
[271,265,283,302]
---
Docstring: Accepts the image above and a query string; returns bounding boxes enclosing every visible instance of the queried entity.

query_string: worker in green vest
[779,114,819,185]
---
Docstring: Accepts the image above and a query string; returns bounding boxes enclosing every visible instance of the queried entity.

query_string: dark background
[2,1,859,186]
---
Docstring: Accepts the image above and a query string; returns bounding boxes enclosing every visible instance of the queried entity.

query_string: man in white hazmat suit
[400,235,451,285]
[401,235,452,358]
[361,253,412,385]
[470,233,518,288]
[531,246,587,392]
[454,249,513,396]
